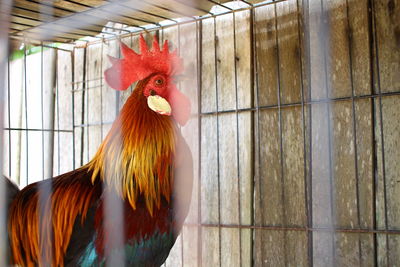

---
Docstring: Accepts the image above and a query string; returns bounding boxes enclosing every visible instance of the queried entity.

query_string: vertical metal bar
[86,46,90,163]
[232,11,243,267]
[130,33,134,94]
[196,19,203,267]
[370,0,389,264]
[72,48,76,169]
[248,6,256,267]
[176,23,185,267]
[0,0,12,262]
[297,0,313,265]
[115,41,121,116]
[100,40,104,140]
[367,0,378,265]
[319,0,337,264]
[7,51,11,178]
[56,50,61,175]
[23,42,29,185]
[41,43,45,180]
[252,6,263,266]
[80,47,87,166]
[273,3,287,265]
[212,15,222,267]
[344,0,363,265]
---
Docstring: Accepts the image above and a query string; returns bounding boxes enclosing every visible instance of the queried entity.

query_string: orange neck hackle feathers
[87,35,187,215]
[86,78,178,215]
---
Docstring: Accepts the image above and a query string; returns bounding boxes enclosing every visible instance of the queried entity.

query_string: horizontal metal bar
[239,0,253,6]
[184,223,400,235]
[199,90,400,116]
[74,121,113,128]
[71,77,103,85]
[4,127,73,133]
[207,0,233,11]
[9,34,73,43]
[42,45,74,53]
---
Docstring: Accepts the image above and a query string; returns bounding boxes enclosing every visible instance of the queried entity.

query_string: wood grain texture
[254,4,279,106]
[73,47,85,168]
[374,0,400,93]
[380,96,400,265]
[85,43,103,163]
[276,0,302,105]
[54,49,73,175]
[201,17,217,113]
[178,22,200,267]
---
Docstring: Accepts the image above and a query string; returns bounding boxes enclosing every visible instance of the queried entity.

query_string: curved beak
[147,95,172,116]
[146,85,191,126]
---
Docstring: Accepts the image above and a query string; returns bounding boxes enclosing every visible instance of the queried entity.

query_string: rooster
[6,35,193,266]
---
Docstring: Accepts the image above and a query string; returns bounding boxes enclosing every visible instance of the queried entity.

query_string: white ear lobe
[147,95,172,116]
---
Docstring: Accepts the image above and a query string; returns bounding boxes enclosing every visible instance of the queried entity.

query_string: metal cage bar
[5,0,400,266]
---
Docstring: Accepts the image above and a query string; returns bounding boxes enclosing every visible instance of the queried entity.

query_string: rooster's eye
[155,79,163,86]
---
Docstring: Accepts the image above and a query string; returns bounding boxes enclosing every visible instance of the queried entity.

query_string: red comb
[105,35,183,91]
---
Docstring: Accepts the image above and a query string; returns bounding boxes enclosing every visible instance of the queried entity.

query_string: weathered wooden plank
[201,17,216,113]
[286,231,308,266]
[182,225,198,267]
[331,101,358,228]
[159,23,199,266]
[199,112,220,266]
[276,0,302,104]
[215,13,235,112]
[307,0,328,100]
[254,230,285,267]
[235,10,252,110]
[347,0,371,96]
[282,107,306,227]
[17,49,55,184]
[7,58,24,185]
[102,39,118,126]
[177,21,199,223]
[276,0,306,238]
[254,108,284,265]
[380,96,400,265]
[254,4,279,106]
[330,100,364,266]
[54,49,74,175]
[324,0,352,99]
[218,113,240,266]
[85,43,103,162]
[160,25,184,267]
[374,0,400,93]
[178,21,200,267]
[336,233,373,267]
[165,234,182,267]
[73,47,85,167]
[354,99,375,266]
[220,227,240,267]
[374,97,387,266]
[201,227,220,266]
[238,111,253,267]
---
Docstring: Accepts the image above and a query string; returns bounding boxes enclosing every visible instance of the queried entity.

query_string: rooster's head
[104,35,190,126]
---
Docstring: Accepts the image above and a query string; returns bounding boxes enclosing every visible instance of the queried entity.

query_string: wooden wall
[4,0,400,266]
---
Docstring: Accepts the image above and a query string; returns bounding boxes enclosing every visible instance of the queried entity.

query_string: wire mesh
[3,0,400,266]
